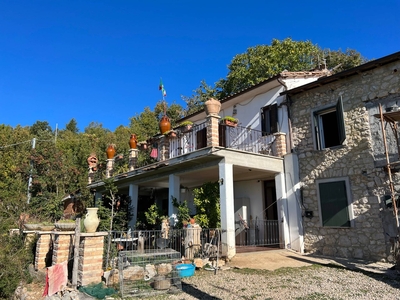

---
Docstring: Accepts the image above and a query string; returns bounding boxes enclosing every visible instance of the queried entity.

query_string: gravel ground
[21,263,400,299]
[162,265,400,300]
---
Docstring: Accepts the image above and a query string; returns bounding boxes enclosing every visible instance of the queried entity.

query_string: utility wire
[0,140,31,149]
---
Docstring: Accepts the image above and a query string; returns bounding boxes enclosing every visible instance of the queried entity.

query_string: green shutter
[319,180,350,227]
[336,96,346,144]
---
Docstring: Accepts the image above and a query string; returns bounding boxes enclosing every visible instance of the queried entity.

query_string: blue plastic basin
[176,263,195,278]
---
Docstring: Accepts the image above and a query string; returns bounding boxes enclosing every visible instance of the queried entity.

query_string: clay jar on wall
[84,207,100,233]
[159,115,171,134]
[205,98,221,115]
[106,144,116,159]
[129,134,138,149]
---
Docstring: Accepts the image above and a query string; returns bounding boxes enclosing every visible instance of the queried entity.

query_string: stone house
[283,51,400,261]
[88,70,329,259]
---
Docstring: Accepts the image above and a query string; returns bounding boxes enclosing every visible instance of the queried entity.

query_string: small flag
[159,79,167,97]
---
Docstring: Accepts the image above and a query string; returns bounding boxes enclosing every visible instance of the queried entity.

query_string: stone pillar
[273,132,287,157]
[105,159,114,178]
[128,149,139,171]
[159,136,170,161]
[78,233,107,286]
[35,233,52,270]
[218,161,236,259]
[88,168,95,184]
[53,233,73,265]
[128,183,139,229]
[207,114,220,147]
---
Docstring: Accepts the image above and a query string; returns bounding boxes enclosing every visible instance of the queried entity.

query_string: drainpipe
[277,78,294,152]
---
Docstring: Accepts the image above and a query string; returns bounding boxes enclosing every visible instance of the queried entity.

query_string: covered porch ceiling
[91,147,283,194]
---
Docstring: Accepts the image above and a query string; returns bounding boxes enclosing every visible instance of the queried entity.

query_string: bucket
[176,264,195,278]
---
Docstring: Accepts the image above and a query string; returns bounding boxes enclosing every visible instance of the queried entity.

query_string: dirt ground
[21,249,397,299]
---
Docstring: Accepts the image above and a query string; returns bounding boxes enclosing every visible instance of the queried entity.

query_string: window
[261,104,278,136]
[313,96,346,149]
[317,178,353,227]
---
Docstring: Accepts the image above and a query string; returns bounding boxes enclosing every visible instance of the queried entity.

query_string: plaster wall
[234,180,264,221]
[290,60,400,261]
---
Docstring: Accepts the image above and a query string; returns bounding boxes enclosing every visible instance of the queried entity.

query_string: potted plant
[220,116,238,127]
[137,141,148,151]
[177,121,193,133]
[164,130,177,138]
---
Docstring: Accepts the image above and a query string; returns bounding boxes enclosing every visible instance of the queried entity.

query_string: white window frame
[316,177,354,228]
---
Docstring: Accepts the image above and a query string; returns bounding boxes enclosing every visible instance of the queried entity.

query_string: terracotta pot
[159,115,171,134]
[106,144,116,159]
[179,124,193,133]
[84,208,100,233]
[129,134,138,149]
[205,98,221,115]
[221,119,238,127]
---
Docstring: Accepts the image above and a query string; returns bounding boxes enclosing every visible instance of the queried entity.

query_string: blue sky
[1,1,399,132]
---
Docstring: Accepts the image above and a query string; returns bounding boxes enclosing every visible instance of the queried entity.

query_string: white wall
[234,180,264,221]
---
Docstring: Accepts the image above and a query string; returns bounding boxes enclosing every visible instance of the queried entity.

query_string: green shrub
[0,227,33,299]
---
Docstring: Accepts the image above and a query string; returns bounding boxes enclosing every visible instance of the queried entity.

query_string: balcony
[91,119,283,182]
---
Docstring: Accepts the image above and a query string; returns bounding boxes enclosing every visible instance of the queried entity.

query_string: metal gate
[235,219,280,247]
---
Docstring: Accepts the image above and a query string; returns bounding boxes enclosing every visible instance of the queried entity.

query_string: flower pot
[159,115,171,134]
[167,130,177,138]
[179,124,193,133]
[54,222,76,231]
[138,142,148,151]
[129,134,138,149]
[205,98,221,115]
[84,208,100,233]
[106,145,116,159]
[221,120,238,127]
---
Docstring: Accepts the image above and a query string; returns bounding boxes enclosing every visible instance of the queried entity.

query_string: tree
[65,118,79,133]
[322,48,366,73]
[193,182,220,228]
[181,38,366,101]
[181,80,217,115]
[30,121,53,139]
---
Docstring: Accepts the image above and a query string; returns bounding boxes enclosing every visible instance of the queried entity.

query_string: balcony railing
[92,123,277,181]
[168,123,276,159]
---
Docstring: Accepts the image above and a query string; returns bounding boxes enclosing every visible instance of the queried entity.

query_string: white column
[168,174,180,217]
[284,153,304,253]
[128,184,139,229]
[219,161,236,259]
[275,172,290,249]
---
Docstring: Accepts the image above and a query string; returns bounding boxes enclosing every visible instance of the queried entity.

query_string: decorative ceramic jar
[159,115,171,134]
[205,98,221,116]
[84,208,100,233]
[129,134,138,149]
[106,144,116,159]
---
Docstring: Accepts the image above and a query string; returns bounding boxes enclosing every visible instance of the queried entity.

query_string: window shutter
[260,109,266,135]
[319,180,350,227]
[219,124,226,147]
[270,104,278,133]
[336,96,346,144]
[196,127,207,149]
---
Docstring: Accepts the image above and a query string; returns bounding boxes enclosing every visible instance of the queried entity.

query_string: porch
[88,112,288,259]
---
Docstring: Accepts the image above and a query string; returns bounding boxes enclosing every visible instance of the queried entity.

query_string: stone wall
[289,60,400,261]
